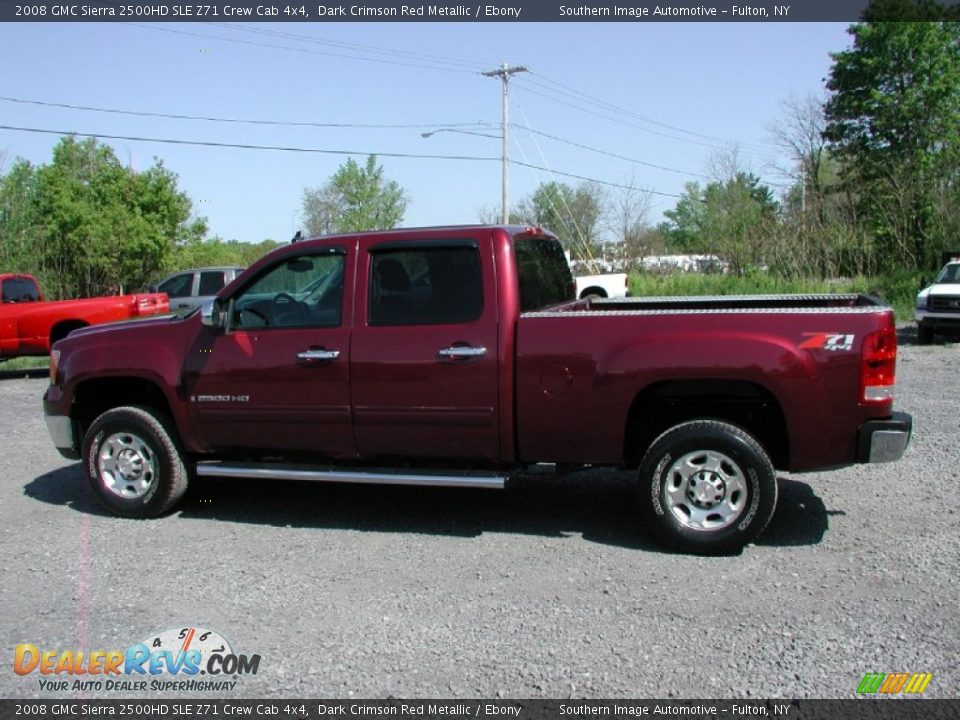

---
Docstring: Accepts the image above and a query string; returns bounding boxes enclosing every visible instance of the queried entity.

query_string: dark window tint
[231,252,344,330]
[369,246,483,326]
[158,273,194,299]
[514,236,574,312]
[198,271,227,296]
[2,277,40,303]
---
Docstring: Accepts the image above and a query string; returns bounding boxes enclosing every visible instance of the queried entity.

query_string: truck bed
[516,293,896,473]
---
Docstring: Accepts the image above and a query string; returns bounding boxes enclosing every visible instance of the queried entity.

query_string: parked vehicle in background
[44,225,911,554]
[574,272,629,300]
[567,257,629,299]
[0,273,168,359]
[916,261,960,344]
[150,267,245,314]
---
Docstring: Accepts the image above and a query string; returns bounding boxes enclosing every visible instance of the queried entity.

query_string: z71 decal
[800,333,855,352]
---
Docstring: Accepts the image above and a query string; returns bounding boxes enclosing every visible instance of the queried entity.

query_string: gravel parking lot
[1,334,958,700]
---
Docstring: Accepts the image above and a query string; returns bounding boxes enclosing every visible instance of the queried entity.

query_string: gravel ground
[1,334,958,700]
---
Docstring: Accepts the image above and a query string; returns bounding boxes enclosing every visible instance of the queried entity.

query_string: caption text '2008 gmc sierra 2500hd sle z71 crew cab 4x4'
[43,225,912,554]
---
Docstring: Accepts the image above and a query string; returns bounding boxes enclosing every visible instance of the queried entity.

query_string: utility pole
[483,63,528,224]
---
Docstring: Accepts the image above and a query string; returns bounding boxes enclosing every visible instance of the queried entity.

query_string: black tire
[917,323,934,345]
[82,406,188,518]
[637,420,778,554]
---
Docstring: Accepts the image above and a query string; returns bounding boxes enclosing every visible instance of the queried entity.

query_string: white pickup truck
[916,261,960,343]
[574,272,629,299]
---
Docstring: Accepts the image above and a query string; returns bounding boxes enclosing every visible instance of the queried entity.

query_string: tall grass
[627,271,920,323]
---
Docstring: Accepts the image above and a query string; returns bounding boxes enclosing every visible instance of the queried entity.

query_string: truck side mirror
[920,276,928,289]
[200,298,226,330]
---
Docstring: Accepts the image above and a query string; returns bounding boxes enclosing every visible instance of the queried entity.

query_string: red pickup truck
[1,273,169,359]
[43,225,911,553]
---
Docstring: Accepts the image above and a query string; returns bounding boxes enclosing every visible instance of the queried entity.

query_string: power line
[0,124,499,160]
[208,23,490,71]
[528,72,780,154]
[514,78,779,161]
[1,89,703,186]
[126,23,481,75]
[0,123,682,196]
[124,21,776,158]
[0,96,493,131]
[0,94,705,179]
[512,123,709,179]
[114,17,780,160]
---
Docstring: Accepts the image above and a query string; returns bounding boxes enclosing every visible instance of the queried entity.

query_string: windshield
[935,263,960,284]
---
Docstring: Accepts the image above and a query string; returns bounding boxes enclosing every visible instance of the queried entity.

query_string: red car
[43,226,911,553]
[0,273,169,359]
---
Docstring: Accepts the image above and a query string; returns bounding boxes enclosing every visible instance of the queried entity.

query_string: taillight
[133,296,167,316]
[860,326,897,403]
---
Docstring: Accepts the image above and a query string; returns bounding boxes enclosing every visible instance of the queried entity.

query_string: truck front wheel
[82,406,188,518]
[637,420,778,554]
[917,323,934,345]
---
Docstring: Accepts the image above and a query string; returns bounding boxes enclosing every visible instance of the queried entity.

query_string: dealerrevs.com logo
[14,626,261,692]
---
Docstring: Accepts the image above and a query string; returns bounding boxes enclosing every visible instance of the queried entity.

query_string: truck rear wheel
[637,420,777,554]
[82,406,188,518]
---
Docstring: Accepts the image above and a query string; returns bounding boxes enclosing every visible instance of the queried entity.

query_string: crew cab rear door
[350,235,500,462]
[182,245,355,457]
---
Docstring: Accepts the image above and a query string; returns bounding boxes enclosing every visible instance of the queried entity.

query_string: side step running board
[195,462,507,490]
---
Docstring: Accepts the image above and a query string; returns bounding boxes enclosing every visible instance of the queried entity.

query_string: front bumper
[44,386,80,460]
[916,313,960,332]
[856,411,912,464]
[45,414,80,460]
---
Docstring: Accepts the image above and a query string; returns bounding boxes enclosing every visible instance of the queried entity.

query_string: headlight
[916,295,928,310]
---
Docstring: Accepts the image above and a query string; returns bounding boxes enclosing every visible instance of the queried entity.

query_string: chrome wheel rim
[98,432,157,499]
[663,450,747,531]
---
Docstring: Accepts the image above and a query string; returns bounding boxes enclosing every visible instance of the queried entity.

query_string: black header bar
[5,0,960,23]
[2,699,959,720]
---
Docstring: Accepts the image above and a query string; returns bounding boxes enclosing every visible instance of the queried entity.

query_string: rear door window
[514,236,574,311]
[198,271,227,296]
[368,245,483,326]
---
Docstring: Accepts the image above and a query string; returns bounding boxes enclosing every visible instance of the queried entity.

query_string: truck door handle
[297,349,340,361]
[438,346,487,359]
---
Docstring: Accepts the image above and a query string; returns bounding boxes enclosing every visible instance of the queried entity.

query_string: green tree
[524,181,605,261]
[172,237,281,271]
[659,173,779,274]
[824,17,960,271]
[302,155,407,235]
[0,136,206,298]
[0,159,42,274]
